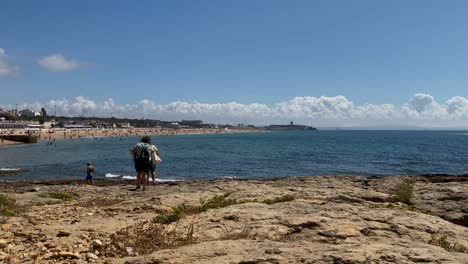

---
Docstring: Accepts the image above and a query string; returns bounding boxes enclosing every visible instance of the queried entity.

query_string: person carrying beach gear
[86,162,95,185]
[148,143,161,185]
[131,136,152,191]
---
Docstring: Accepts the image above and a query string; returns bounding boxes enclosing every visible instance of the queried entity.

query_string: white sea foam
[106,173,137,180]
[121,176,180,182]
[155,178,181,182]
[220,176,237,179]
[105,173,121,178]
[0,168,21,171]
[106,172,180,182]
[0,180,13,182]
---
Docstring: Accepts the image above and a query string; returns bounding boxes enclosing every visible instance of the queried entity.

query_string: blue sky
[1,1,468,126]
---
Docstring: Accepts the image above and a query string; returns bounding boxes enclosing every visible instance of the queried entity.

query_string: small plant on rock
[200,193,241,211]
[153,193,248,225]
[0,194,26,223]
[221,225,253,240]
[153,205,188,224]
[429,234,467,253]
[388,180,414,204]
[0,194,18,217]
[360,228,377,237]
[40,191,76,201]
[263,195,295,205]
[104,220,196,257]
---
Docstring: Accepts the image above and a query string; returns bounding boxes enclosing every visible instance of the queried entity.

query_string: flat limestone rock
[1,175,467,263]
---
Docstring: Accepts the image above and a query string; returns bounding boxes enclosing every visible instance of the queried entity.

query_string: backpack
[138,143,151,162]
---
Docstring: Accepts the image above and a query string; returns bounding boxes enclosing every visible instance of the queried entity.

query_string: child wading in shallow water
[86,162,95,185]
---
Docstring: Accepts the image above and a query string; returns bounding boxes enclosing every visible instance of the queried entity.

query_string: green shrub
[0,194,18,217]
[200,194,241,211]
[430,234,467,253]
[180,204,204,215]
[153,194,246,225]
[263,195,295,205]
[40,191,76,201]
[389,181,414,204]
[454,244,467,253]
[0,194,26,223]
[153,205,186,224]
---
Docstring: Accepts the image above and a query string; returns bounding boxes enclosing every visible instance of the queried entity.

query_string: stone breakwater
[0,135,38,144]
[0,175,467,263]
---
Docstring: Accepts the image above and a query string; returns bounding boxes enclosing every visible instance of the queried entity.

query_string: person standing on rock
[148,142,161,185]
[130,136,152,191]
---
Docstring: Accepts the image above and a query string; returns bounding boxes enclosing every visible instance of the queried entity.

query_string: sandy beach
[0,140,24,147]
[38,128,262,141]
[0,175,467,263]
[0,127,263,146]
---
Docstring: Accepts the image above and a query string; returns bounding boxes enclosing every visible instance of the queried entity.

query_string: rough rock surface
[0,175,467,263]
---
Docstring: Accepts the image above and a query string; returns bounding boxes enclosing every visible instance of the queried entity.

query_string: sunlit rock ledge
[0,175,467,263]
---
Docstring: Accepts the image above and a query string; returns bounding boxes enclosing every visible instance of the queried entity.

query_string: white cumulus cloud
[3,94,468,128]
[37,54,83,72]
[0,48,19,77]
[446,96,468,118]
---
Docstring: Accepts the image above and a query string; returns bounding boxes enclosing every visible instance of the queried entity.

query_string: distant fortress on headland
[265,121,317,131]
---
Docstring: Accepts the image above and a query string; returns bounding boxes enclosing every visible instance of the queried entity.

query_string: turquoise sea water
[1,130,468,182]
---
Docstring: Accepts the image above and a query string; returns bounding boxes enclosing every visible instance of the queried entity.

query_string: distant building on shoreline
[19,109,42,117]
[0,122,27,129]
[266,121,317,131]
[179,120,215,128]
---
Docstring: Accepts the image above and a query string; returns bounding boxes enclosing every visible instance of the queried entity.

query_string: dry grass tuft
[39,191,76,201]
[0,194,27,223]
[29,200,62,206]
[388,180,414,204]
[103,221,197,257]
[0,194,19,217]
[77,197,124,208]
[429,234,466,253]
[153,205,187,224]
[153,193,247,225]
[262,195,295,205]
[221,225,253,240]
[200,193,243,211]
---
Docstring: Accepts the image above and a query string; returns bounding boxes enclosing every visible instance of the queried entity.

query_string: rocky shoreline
[1,175,467,263]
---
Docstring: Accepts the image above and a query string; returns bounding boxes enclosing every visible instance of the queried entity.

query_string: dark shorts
[150,164,156,172]
[86,174,93,181]
[134,159,150,173]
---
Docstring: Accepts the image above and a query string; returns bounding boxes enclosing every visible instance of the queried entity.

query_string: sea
[1,130,468,182]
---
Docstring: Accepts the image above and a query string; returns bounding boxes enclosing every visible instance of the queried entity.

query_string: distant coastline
[0,127,264,147]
